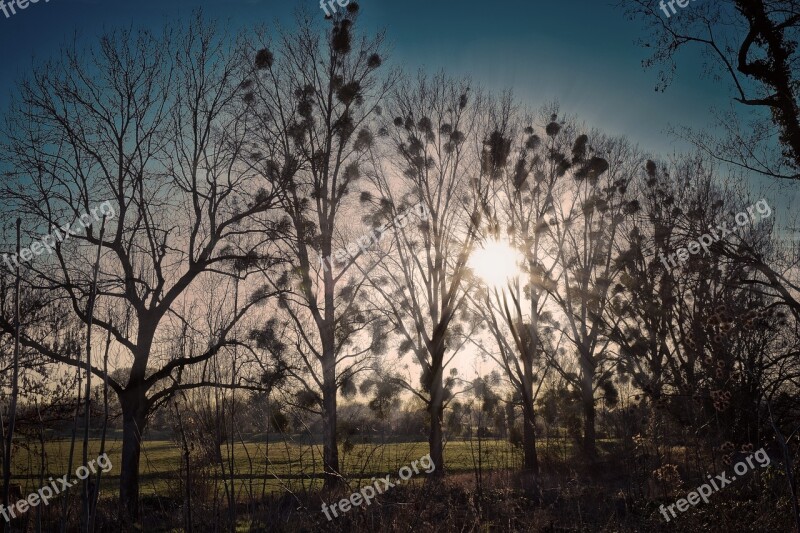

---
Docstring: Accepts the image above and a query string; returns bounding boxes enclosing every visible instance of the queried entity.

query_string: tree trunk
[521,349,539,473]
[521,398,539,473]
[321,356,340,489]
[428,364,445,479]
[173,401,193,533]
[580,364,597,461]
[119,390,147,525]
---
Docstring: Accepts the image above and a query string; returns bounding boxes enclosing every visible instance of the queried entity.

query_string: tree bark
[321,352,340,489]
[521,397,539,473]
[427,364,445,479]
[580,364,597,461]
[119,390,147,525]
[521,344,540,473]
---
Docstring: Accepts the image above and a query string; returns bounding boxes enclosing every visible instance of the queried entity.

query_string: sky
[0,0,725,152]
[0,0,792,208]
[0,0,793,379]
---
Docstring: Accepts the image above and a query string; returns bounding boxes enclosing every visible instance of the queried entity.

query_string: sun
[468,238,524,289]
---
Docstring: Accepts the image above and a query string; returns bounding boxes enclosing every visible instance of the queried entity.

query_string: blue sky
[0,0,788,203]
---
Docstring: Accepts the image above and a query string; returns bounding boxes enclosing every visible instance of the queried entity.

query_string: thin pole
[2,219,21,533]
[82,215,107,532]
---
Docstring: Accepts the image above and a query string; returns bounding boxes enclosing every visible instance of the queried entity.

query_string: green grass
[8,436,543,496]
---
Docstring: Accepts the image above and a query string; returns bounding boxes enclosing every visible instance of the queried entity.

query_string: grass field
[9,436,565,497]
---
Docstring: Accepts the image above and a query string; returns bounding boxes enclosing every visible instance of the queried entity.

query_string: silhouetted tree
[362,73,486,477]
[624,0,800,180]
[0,16,286,524]
[241,4,394,488]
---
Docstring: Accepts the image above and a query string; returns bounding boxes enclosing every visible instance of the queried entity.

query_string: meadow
[10,437,543,496]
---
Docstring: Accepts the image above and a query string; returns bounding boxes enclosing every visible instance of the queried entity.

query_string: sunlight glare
[469,239,524,289]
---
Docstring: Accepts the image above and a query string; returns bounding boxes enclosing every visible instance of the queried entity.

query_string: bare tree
[362,73,485,476]
[468,99,567,475]
[0,16,285,524]
[623,0,800,180]
[542,116,636,460]
[241,4,394,488]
